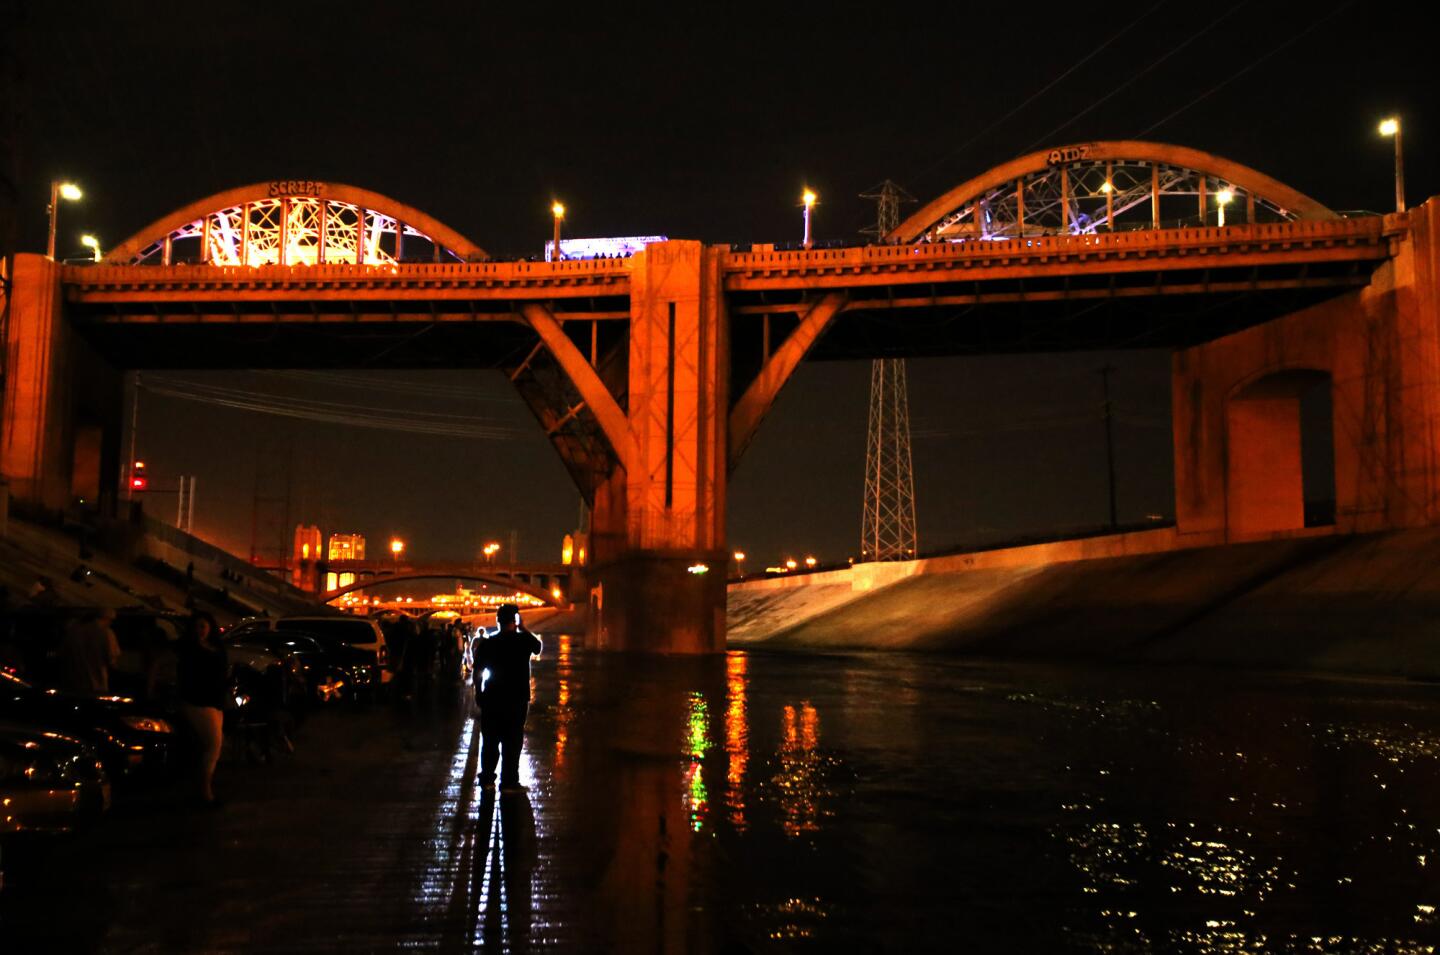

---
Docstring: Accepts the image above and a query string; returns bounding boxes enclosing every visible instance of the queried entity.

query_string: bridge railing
[722,216,1393,274]
[62,256,634,289]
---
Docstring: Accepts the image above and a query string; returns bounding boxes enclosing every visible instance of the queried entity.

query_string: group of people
[55,601,543,805]
[59,607,229,807]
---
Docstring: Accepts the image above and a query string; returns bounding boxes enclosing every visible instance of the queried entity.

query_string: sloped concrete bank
[728,527,1440,680]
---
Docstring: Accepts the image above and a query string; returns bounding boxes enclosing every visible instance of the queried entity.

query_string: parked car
[229,616,390,696]
[0,671,175,780]
[223,631,345,703]
[0,724,111,835]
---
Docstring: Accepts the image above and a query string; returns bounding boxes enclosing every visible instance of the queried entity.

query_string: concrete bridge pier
[1171,198,1440,542]
[585,241,729,653]
[2,254,125,514]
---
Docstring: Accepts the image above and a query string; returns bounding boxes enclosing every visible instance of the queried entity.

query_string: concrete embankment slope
[730,528,1440,679]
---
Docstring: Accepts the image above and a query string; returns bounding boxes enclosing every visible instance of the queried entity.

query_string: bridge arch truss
[105,181,488,267]
[891,141,1336,244]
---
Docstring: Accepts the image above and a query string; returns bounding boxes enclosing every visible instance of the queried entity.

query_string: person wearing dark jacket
[472,604,541,793]
[177,611,228,807]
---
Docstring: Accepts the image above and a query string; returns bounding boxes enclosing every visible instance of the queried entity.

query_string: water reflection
[404,651,1440,952]
[775,701,823,837]
[725,652,749,831]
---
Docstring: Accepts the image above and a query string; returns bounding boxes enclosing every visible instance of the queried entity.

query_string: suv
[228,616,390,688]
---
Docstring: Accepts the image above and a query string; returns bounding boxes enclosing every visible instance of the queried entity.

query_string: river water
[474,639,1440,952]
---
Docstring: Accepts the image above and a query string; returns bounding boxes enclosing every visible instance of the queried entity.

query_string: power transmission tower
[859,182,920,563]
[859,180,915,244]
[860,358,919,562]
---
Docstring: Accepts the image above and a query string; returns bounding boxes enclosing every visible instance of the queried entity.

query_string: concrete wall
[734,526,1440,680]
[1172,199,1440,542]
[1,254,123,512]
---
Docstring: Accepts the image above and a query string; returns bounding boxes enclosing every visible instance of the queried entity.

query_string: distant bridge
[318,560,573,607]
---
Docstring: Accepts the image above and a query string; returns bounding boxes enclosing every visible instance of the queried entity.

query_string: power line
[1135,0,1358,138]
[1022,0,1250,153]
[908,1,1169,187]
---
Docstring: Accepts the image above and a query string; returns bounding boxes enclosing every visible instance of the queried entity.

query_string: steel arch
[105,181,489,265]
[891,141,1336,244]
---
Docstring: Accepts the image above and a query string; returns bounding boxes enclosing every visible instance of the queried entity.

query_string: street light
[801,190,817,249]
[550,201,566,261]
[785,557,798,571]
[47,180,82,260]
[1215,189,1234,228]
[390,538,404,565]
[80,234,101,263]
[733,550,746,577]
[484,541,500,564]
[1379,117,1405,213]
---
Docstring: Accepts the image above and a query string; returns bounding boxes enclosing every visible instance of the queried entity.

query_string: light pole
[390,538,404,567]
[1215,189,1233,228]
[801,189,817,249]
[47,181,82,260]
[80,234,101,263]
[733,550,746,577]
[550,201,565,260]
[1379,117,1405,213]
[484,541,500,565]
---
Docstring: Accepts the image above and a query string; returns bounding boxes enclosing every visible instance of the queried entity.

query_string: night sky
[10,3,1435,567]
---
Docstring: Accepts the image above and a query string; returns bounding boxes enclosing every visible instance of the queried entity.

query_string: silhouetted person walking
[472,604,541,793]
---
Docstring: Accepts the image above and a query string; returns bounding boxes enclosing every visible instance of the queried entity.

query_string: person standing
[472,604,541,793]
[58,607,120,694]
[177,611,227,807]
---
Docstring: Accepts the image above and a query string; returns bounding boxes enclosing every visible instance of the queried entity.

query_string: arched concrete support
[518,302,638,477]
[728,292,847,471]
[1224,371,1329,536]
[1172,201,1440,542]
[1,254,124,511]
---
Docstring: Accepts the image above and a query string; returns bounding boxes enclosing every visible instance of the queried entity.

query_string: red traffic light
[131,476,148,490]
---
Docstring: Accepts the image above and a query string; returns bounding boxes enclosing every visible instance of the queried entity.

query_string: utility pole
[859,181,920,562]
[1099,365,1118,529]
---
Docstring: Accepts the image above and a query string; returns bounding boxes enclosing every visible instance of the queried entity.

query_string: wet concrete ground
[5,640,1440,952]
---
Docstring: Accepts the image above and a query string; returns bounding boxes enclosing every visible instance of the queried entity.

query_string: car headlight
[120,715,173,734]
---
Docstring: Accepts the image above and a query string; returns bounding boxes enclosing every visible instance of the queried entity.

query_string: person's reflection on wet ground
[470,789,536,952]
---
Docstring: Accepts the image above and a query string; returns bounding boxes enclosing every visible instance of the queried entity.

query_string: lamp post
[1379,117,1405,213]
[801,190,817,249]
[1215,189,1233,228]
[80,234,101,263]
[733,550,746,577]
[484,541,500,565]
[550,201,565,260]
[390,538,404,567]
[47,181,82,260]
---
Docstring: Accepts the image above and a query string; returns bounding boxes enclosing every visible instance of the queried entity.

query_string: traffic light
[131,460,148,491]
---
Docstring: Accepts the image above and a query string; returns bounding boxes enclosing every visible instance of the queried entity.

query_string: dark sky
[10,2,1435,567]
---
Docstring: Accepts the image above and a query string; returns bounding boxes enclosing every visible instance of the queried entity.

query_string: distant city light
[687,563,710,575]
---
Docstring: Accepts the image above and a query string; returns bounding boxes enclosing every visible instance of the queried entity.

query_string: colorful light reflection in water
[726,652,750,831]
[684,691,711,832]
[554,634,573,774]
